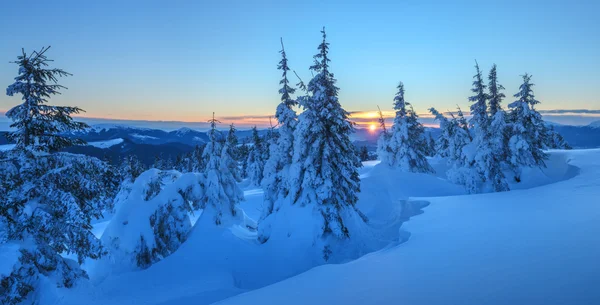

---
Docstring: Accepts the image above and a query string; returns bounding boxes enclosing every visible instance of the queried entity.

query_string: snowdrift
[214,149,599,305]
[40,149,595,305]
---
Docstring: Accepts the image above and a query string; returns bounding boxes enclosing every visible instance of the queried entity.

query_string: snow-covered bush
[0,152,119,304]
[101,169,203,270]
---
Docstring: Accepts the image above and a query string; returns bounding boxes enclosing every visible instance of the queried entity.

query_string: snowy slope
[36,149,600,305]
[87,138,124,149]
[213,149,600,305]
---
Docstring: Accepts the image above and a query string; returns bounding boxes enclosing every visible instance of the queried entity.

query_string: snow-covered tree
[101,169,202,270]
[226,123,242,181]
[545,125,571,149]
[120,155,146,182]
[287,28,366,260]
[507,74,548,180]
[429,107,451,158]
[260,39,298,232]
[376,106,393,165]
[246,126,265,186]
[358,145,370,161]
[485,64,510,191]
[426,133,436,157]
[200,113,244,225]
[441,107,479,192]
[386,82,433,172]
[0,47,121,304]
[465,63,509,192]
[5,47,87,152]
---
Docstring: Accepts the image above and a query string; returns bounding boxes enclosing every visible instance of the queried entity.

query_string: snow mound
[88,138,124,149]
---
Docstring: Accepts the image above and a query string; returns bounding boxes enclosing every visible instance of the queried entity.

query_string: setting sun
[369,123,377,132]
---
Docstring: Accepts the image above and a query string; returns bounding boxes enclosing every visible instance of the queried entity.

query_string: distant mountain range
[1,122,599,166]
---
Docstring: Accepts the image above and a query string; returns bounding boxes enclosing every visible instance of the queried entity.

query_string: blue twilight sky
[0,0,599,128]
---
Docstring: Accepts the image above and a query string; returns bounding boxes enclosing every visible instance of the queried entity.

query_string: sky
[1,0,599,129]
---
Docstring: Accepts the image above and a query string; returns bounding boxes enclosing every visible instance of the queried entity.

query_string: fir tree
[507,74,548,180]
[545,126,571,149]
[200,113,243,225]
[428,107,451,158]
[376,105,393,165]
[246,126,265,186]
[226,123,242,181]
[464,62,509,193]
[485,64,510,191]
[260,38,298,232]
[1,47,119,304]
[427,133,436,157]
[288,28,365,260]
[359,145,370,161]
[387,82,433,172]
[5,47,88,152]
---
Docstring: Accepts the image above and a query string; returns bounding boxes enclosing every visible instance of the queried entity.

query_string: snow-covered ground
[32,149,600,305]
[87,138,124,148]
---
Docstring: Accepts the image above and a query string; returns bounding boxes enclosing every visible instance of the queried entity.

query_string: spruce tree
[507,74,548,180]
[0,47,120,304]
[200,113,243,225]
[485,64,510,191]
[288,28,365,260]
[466,62,509,193]
[376,105,393,165]
[5,47,88,152]
[387,82,433,172]
[226,123,242,181]
[359,145,370,161]
[246,126,265,186]
[428,107,451,158]
[260,39,298,231]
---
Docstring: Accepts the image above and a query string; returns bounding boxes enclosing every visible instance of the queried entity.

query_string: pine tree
[376,105,393,165]
[200,113,243,225]
[5,47,88,152]
[428,107,451,158]
[444,107,479,192]
[545,126,571,149]
[121,154,145,181]
[1,47,120,304]
[465,62,509,193]
[427,133,436,157]
[226,123,242,181]
[246,126,265,186]
[485,64,510,191]
[260,39,298,232]
[386,82,433,172]
[359,145,370,161]
[507,74,548,180]
[288,28,365,260]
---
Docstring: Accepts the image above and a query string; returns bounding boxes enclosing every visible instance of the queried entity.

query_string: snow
[214,149,600,305]
[588,120,600,128]
[0,242,20,277]
[8,149,600,305]
[174,127,195,135]
[131,133,159,140]
[0,143,16,151]
[87,138,124,149]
